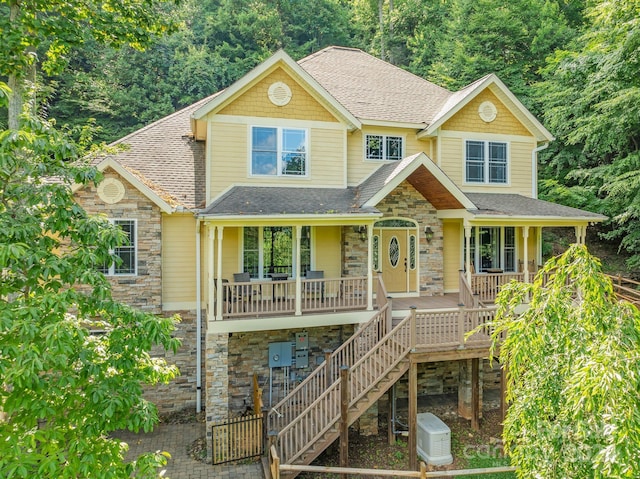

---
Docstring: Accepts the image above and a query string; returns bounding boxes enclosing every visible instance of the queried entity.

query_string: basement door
[379,228,418,294]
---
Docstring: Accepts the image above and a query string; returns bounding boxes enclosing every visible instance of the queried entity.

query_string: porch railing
[220,276,369,319]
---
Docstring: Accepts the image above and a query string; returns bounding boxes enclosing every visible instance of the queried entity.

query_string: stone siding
[74,169,201,414]
[342,180,444,295]
[74,170,162,312]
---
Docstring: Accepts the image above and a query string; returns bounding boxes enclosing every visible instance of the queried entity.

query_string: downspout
[532,142,549,199]
[195,217,202,413]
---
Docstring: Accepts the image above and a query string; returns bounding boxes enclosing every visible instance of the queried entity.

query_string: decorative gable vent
[478,101,497,122]
[97,178,125,204]
[268,81,292,106]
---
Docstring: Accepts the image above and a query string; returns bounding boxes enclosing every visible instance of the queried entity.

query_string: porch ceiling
[407,166,465,209]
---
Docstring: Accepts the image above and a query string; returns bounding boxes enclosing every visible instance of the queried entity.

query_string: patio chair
[304,270,324,301]
[232,272,255,311]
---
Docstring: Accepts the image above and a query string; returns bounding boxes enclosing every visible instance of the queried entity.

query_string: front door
[379,228,417,293]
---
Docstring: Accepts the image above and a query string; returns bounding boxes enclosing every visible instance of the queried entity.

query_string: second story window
[251,126,307,176]
[365,134,403,161]
[465,140,508,184]
[100,219,137,276]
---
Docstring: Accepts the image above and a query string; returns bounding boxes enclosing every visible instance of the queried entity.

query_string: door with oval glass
[379,228,417,293]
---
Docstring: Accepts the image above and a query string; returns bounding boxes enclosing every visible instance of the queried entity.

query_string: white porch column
[295,225,302,316]
[464,222,472,285]
[207,225,215,322]
[574,225,587,245]
[536,226,543,267]
[522,226,530,283]
[366,223,373,311]
[215,226,224,320]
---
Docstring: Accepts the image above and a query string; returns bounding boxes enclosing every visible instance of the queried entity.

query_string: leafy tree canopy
[0,87,181,477]
[488,244,640,478]
[538,0,640,268]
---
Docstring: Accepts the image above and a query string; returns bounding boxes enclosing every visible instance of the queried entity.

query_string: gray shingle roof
[201,186,380,217]
[298,47,451,124]
[466,193,606,220]
[98,94,219,209]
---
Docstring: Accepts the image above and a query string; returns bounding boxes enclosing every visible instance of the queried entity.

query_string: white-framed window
[465,140,508,184]
[242,226,311,278]
[465,226,516,273]
[365,134,403,161]
[100,219,137,276]
[251,126,307,176]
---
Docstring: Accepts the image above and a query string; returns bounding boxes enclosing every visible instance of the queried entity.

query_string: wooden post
[410,306,417,350]
[386,296,393,335]
[420,461,427,478]
[388,387,395,445]
[458,308,466,347]
[324,349,333,389]
[340,365,349,468]
[471,358,480,431]
[408,360,418,471]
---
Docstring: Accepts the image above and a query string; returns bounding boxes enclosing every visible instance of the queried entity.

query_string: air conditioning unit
[416,412,453,465]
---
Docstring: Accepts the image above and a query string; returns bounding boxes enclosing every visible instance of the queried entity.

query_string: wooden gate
[211,413,264,465]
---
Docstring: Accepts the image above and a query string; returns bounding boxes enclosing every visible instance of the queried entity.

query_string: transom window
[465,226,516,273]
[365,134,403,161]
[251,126,307,176]
[243,226,311,278]
[465,140,508,184]
[100,219,136,276]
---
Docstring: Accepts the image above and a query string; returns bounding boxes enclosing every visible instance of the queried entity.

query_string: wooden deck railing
[459,270,477,308]
[221,276,369,318]
[608,274,640,305]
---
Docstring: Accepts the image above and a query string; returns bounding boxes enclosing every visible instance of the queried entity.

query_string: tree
[487,244,640,477]
[0,86,181,477]
[537,0,640,269]
[0,0,179,129]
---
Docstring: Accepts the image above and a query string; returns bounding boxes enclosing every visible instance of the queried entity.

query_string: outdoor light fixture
[424,226,434,243]
[353,225,367,241]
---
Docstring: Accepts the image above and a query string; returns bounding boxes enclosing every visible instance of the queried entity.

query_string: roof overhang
[190,49,361,131]
[363,152,476,210]
[72,157,176,214]
[418,74,554,142]
[198,213,382,227]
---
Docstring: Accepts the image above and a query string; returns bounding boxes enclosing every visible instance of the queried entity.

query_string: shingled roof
[96,94,219,210]
[298,46,451,125]
[466,193,606,220]
[201,186,379,217]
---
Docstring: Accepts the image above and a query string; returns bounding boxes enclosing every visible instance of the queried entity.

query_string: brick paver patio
[114,422,263,479]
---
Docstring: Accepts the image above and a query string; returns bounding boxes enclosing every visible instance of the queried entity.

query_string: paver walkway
[114,422,263,479]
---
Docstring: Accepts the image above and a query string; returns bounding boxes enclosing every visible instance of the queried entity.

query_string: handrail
[607,274,640,305]
[268,276,388,432]
[277,309,413,465]
[459,270,477,308]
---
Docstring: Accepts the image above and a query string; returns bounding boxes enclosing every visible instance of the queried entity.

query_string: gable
[441,89,531,136]
[218,68,340,123]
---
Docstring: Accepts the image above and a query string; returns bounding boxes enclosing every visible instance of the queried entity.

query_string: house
[73,46,604,465]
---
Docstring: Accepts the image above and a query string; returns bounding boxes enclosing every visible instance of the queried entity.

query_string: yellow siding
[162,214,197,306]
[218,68,338,123]
[442,89,531,136]
[209,122,345,198]
[221,227,240,279]
[347,126,426,185]
[439,136,535,196]
[443,220,462,292]
[440,136,464,185]
[314,226,341,278]
[516,227,540,270]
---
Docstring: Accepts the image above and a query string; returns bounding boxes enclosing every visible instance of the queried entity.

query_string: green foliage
[537,0,640,269]
[0,104,181,478]
[488,244,640,478]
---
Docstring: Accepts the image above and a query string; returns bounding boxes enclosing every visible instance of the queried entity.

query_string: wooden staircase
[267,288,415,473]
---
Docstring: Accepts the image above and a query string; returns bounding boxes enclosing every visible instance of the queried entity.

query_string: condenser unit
[416,412,453,465]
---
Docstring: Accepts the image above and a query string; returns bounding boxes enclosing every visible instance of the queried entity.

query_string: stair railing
[277,309,413,465]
